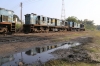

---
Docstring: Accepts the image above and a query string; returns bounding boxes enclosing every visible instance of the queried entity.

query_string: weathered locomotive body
[23,13,85,33]
[0,8,16,34]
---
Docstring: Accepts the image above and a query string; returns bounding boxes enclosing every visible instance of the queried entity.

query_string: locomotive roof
[0,7,14,13]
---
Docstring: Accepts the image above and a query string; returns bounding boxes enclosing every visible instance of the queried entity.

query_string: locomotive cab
[0,8,16,34]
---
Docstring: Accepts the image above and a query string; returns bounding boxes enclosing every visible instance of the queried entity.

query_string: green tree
[66,16,78,23]
[96,25,100,30]
[65,16,96,30]
[83,19,96,30]
[77,19,83,23]
[16,24,22,31]
[13,14,22,31]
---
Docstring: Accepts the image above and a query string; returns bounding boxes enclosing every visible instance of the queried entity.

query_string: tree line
[66,16,98,31]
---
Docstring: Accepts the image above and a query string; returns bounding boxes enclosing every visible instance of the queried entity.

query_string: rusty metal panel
[0,22,11,24]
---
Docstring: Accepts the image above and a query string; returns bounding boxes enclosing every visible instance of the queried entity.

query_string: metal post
[20,2,22,25]
[61,0,66,20]
[17,2,23,33]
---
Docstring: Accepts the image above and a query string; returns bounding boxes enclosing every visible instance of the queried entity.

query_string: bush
[16,24,22,31]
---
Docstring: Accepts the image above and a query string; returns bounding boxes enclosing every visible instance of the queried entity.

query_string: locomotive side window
[37,16,40,20]
[43,17,45,21]
[51,18,53,24]
[47,17,49,23]
[2,15,8,22]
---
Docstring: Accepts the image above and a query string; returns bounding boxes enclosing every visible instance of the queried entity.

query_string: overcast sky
[0,0,100,25]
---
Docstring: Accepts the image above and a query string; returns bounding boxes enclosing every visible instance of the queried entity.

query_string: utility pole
[61,0,66,20]
[17,2,23,33]
[20,2,23,25]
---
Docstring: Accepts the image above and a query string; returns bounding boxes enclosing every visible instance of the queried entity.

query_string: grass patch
[63,37,72,40]
[51,38,64,42]
[88,48,99,53]
[44,59,98,66]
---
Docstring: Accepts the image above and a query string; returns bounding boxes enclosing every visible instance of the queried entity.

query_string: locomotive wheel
[34,28,38,33]
[46,28,49,33]
[2,28,8,36]
[40,27,44,33]
[3,28,7,33]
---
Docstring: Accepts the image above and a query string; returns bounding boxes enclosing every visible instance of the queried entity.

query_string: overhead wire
[10,0,29,11]
[9,0,44,20]
[9,0,43,12]
[23,0,43,7]
[10,0,43,19]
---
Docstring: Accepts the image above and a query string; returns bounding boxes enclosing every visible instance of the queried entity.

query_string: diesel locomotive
[23,13,85,33]
[0,8,16,34]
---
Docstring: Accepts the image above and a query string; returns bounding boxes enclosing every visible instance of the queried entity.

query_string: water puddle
[0,42,80,66]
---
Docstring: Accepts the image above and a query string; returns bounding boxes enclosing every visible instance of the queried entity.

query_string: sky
[0,0,100,25]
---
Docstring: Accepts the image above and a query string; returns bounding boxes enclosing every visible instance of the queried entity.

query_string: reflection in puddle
[25,45,58,56]
[0,55,14,66]
[0,42,80,66]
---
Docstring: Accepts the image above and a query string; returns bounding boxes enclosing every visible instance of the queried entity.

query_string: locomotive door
[55,19,57,26]
[65,22,67,26]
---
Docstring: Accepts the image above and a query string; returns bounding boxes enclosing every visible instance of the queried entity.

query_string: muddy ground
[50,37,96,63]
[0,32,87,57]
[44,36,100,66]
[0,31,100,66]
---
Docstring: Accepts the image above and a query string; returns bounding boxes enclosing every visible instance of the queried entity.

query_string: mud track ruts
[50,37,100,63]
[0,36,51,44]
